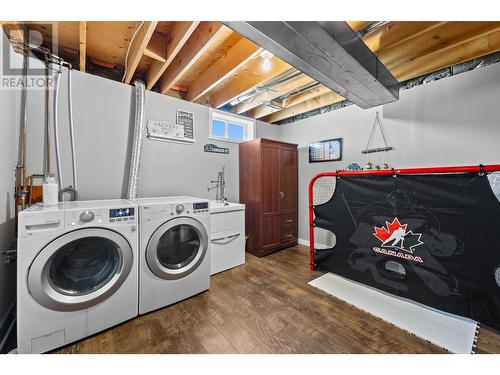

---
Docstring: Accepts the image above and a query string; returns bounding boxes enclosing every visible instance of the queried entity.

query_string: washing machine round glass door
[146,217,208,280]
[28,228,133,311]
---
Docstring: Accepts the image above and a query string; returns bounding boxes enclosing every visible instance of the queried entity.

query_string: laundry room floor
[55,245,500,354]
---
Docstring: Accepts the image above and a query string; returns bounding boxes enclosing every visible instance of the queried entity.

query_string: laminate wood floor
[56,245,500,354]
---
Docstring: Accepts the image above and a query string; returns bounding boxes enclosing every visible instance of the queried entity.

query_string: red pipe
[308,164,500,271]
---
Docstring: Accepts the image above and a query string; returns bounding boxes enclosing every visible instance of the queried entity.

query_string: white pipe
[53,64,63,191]
[67,67,78,191]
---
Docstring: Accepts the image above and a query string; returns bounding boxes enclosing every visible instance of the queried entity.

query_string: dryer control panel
[193,201,209,213]
[140,200,209,223]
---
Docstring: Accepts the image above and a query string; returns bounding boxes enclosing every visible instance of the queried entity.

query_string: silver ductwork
[127,80,146,199]
[223,21,399,109]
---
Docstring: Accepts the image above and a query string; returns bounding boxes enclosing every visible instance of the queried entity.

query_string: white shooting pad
[309,273,478,353]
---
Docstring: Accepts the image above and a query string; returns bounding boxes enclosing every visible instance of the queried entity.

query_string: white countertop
[209,200,245,214]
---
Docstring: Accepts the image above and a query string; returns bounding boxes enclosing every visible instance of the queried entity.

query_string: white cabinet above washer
[209,201,245,275]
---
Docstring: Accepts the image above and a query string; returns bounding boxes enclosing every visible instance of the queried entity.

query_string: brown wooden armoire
[239,138,298,257]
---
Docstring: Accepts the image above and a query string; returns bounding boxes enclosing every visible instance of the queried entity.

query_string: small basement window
[210,110,255,143]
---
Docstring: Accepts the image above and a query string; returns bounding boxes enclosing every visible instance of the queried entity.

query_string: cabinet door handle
[283,234,293,239]
[280,192,285,199]
[285,219,293,223]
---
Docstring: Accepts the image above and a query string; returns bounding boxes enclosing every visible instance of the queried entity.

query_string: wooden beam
[362,21,446,53]
[186,37,262,102]
[79,21,86,72]
[144,32,168,62]
[262,91,344,124]
[249,84,331,119]
[146,21,199,90]
[158,21,224,94]
[392,28,500,81]
[123,21,158,84]
[207,57,291,108]
[234,73,315,114]
[1,22,25,45]
[380,22,500,70]
[282,84,331,108]
[346,21,372,31]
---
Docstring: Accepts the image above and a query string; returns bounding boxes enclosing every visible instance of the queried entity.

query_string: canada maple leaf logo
[373,218,423,253]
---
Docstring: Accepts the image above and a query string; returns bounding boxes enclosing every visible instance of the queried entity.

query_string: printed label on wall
[204,143,229,154]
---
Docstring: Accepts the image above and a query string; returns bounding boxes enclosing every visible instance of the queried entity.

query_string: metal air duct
[223,21,399,109]
[127,80,146,199]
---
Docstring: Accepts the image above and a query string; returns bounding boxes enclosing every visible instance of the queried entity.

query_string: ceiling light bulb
[262,58,272,72]
[260,50,273,72]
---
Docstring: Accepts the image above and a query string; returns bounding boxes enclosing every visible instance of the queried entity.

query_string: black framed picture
[309,138,343,163]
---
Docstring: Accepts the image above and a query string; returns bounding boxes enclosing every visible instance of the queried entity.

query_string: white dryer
[17,199,138,353]
[135,196,210,315]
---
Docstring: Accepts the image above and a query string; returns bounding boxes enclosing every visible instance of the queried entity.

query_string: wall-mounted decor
[309,138,343,163]
[176,110,195,140]
[204,143,229,154]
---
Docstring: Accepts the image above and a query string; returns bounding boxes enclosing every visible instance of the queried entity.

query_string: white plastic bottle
[42,174,59,206]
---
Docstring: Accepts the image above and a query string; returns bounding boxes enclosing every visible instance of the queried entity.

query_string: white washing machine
[17,199,138,353]
[135,196,210,315]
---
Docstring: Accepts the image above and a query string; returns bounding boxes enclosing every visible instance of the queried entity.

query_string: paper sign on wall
[147,119,194,143]
[176,110,195,140]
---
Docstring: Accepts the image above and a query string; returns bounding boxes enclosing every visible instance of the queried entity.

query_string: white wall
[278,62,500,241]
[0,32,20,332]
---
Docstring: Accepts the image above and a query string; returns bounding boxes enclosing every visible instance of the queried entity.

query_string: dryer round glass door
[146,217,208,280]
[28,228,133,311]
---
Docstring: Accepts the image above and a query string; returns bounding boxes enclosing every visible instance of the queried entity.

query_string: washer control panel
[109,207,135,223]
[69,207,136,226]
[70,209,104,226]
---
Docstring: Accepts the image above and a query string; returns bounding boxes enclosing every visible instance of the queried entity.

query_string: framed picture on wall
[309,138,343,163]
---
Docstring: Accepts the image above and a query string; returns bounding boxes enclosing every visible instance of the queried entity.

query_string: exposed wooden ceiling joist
[144,32,168,62]
[158,22,225,94]
[1,22,25,45]
[346,21,372,31]
[145,21,199,90]
[79,21,86,72]
[362,21,446,53]
[393,28,500,81]
[122,21,158,84]
[282,84,331,108]
[206,56,291,108]
[233,73,315,115]
[381,21,500,70]
[262,91,344,123]
[186,37,262,102]
[249,84,332,119]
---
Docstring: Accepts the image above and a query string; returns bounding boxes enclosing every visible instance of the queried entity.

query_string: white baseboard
[298,238,310,247]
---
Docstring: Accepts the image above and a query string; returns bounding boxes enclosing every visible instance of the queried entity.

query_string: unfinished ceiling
[3,21,500,123]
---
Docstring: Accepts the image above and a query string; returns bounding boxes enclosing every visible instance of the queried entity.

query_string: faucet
[208,166,227,204]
